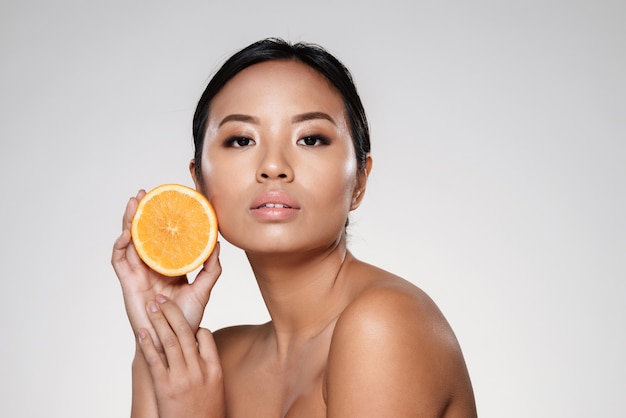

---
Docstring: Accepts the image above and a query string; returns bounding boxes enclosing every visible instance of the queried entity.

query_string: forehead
[209,60,345,118]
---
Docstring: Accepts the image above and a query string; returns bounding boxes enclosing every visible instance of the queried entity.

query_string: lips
[257,203,293,209]
[250,191,300,220]
[250,191,300,211]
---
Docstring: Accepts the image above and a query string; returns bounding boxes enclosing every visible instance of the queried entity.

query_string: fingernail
[138,329,148,340]
[156,294,168,304]
[147,301,159,313]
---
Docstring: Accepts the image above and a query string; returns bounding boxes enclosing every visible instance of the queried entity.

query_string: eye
[297,135,330,147]
[225,136,256,147]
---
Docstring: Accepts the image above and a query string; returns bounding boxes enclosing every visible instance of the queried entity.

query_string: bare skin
[113,59,477,417]
[214,250,476,417]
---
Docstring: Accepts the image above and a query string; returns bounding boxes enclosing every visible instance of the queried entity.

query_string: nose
[256,145,294,182]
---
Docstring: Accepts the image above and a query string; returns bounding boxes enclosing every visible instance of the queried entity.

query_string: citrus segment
[131,184,218,276]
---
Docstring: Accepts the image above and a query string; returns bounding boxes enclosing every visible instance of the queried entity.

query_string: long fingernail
[147,301,159,313]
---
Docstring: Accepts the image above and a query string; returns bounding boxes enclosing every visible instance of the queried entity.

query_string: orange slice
[131,184,218,276]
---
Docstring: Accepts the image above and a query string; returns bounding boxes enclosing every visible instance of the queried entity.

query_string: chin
[220,218,347,253]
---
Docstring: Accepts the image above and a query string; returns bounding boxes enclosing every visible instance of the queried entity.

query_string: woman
[112,38,477,417]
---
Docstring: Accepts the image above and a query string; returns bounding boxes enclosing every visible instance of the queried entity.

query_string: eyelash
[224,136,255,147]
[297,135,331,146]
[223,134,331,148]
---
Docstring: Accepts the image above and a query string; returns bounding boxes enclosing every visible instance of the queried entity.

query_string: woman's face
[193,60,369,255]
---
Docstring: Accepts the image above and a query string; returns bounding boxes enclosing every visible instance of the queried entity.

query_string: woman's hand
[111,190,221,349]
[139,295,225,418]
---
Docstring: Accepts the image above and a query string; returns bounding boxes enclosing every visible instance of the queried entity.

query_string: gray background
[1,0,624,416]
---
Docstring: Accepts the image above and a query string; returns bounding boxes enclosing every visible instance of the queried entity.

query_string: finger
[110,226,143,279]
[190,242,222,304]
[114,192,149,273]
[111,229,132,275]
[122,190,146,231]
[137,328,168,382]
[122,195,138,231]
[112,195,140,275]
[196,328,221,367]
[146,298,186,369]
[155,295,200,365]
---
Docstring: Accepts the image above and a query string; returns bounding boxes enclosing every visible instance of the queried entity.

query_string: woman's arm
[130,343,159,418]
[325,285,476,417]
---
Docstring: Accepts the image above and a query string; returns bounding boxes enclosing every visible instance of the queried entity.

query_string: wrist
[132,343,147,371]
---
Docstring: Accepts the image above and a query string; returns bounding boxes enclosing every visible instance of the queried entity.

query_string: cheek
[310,154,358,210]
[201,151,254,223]
[202,166,232,204]
[333,151,358,194]
[199,156,233,209]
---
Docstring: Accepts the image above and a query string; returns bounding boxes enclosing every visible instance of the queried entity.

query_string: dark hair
[192,38,370,184]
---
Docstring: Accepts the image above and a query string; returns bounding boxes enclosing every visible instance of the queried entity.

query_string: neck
[245,237,354,347]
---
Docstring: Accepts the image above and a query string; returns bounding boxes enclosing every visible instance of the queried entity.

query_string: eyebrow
[218,114,260,127]
[218,111,337,128]
[292,112,337,126]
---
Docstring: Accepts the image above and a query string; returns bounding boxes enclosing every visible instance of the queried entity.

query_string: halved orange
[131,184,218,276]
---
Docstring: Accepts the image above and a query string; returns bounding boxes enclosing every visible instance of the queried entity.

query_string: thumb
[190,241,222,305]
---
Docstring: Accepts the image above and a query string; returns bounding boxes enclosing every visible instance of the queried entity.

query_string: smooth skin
[112,60,477,417]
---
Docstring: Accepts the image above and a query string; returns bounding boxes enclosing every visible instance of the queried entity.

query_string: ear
[350,155,372,210]
[189,160,203,192]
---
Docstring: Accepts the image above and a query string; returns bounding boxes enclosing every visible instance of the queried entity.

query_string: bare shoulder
[326,262,477,417]
[336,261,456,346]
[212,323,268,366]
